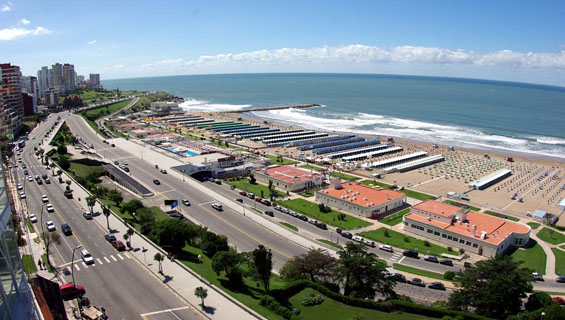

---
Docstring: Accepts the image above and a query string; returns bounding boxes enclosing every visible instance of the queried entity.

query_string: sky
[1,0,564,86]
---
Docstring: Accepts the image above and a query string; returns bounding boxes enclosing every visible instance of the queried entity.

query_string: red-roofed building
[255,165,323,192]
[403,200,531,257]
[316,180,406,218]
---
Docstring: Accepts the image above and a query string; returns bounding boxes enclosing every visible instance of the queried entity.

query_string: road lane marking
[125,253,131,259]
[96,258,103,265]
[398,256,406,264]
[140,306,191,317]
[111,255,118,262]
[104,257,111,263]
[82,262,88,268]
[169,311,182,320]
[117,254,124,260]
[74,264,80,271]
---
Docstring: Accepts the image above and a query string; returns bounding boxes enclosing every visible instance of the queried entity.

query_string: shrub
[424,240,431,247]
[302,292,324,306]
[384,229,390,237]
[403,236,410,242]
[57,144,67,155]
[447,246,453,252]
[459,248,465,254]
[524,292,552,312]
[259,295,299,320]
[444,271,456,280]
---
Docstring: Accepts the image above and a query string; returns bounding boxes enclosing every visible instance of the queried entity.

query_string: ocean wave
[254,109,565,160]
[179,99,251,112]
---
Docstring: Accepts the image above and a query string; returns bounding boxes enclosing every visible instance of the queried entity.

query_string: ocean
[103,73,565,160]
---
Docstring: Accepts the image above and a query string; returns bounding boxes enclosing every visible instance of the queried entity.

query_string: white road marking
[398,256,406,264]
[111,255,118,262]
[140,306,191,317]
[104,256,111,263]
[117,254,124,260]
[74,264,80,271]
[96,258,103,265]
[82,262,88,268]
[125,253,131,259]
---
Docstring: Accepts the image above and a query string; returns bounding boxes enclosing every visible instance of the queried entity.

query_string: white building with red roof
[403,200,531,257]
[315,180,406,218]
[255,165,323,192]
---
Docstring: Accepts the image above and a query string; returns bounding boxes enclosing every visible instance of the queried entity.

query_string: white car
[27,176,33,182]
[379,244,393,253]
[81,250,94,265]
[211,203,223,211]
[41,195,49,203]
[364,239,376,247]
[352,235,365,243]
[17,184,23,190]
[46,221,56,232]
[46,204,54,212]
[19,192,26,199]
[29,213,37,223]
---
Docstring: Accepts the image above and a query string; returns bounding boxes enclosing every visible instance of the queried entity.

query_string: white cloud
[18,18,30,25]
[0,26,51,40]
[1,5,11,12]
[86,40,97,45]
[139,45,565,72]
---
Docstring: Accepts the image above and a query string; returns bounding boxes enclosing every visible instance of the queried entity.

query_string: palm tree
[126,228,134,247]
[102,205,111,230]
[194,286,208,308]
[154,253,164,273]
[85,195,96,213]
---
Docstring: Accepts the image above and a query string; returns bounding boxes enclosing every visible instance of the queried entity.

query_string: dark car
[153,179,161,185]
[104,234,116,242]
[440,259,453,266]
[42,174,48,179]
[424,256,439,263]
[403,249,419,258]
[123,167,130,172]
[387,273,406,283]
[60,283,85,300]
[61,224,72,236]
[316,222,328,230]
[231,185,236,190]
[407,278,426,287]
[182,199,191,206]
[264,211,274,217]
[428,282,446,290]
[114,160,119,165]
[298,215,308,221]
[556,276,565,283]
[341,232,353,239]
[111,144,115,147]
[336,228,342,234]
[239,191,247,196]
[23,170,28,175]
[111,240,126,251]
[236,198,243,203]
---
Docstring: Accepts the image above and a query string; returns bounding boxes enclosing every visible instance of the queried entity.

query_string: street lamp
[71,245,83,287]
[181,169,185,182]
[39,203,50,264]
[197,254,203,282]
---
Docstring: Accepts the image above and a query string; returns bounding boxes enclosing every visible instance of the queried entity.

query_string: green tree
[212,248,244,286]
[333,242,395,299]
[156,219,195,253]
[448,255,533,319]
[281,248,336,282]
[56,144,67,155]
[58,156,71,170]
[137,208,157,237]
[524,292,552,312]
[201,231,229,257]
[268,180,275,201]
[120,199,144,216]
[249,174,256,185]
[125,228,134,247]
[250,245,272,293]
[194,286,208,309]
[102,205,111,230]
[108,189,123,206]
[85,195,96,214]
[154,252,164,273]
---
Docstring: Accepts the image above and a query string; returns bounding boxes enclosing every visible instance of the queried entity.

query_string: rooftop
[412,200,462,217]
[261,165,322,184]
[317,181,405,208]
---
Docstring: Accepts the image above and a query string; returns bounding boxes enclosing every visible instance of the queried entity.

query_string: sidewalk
[531,230,558,279]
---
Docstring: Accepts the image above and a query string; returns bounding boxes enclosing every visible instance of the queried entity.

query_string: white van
[211,203,223,211]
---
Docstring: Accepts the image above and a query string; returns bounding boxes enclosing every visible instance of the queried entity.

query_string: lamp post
[198,254,203,282]
[71,245,83,287]
[39,204,49,263]
[181,169,185,182]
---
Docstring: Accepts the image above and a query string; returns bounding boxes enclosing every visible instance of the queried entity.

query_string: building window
[448,235,452,240]
[466,241,471,246]
[442,234,447,238]
[473,243,478,248]
[459,239,465,244]
[434,231,440,236]
[453,237,458,242]
[427,229,433,234]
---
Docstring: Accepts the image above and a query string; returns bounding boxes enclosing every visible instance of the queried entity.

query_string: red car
[261,199,271,206]
[552,297,565,305]
[239,191,247,196]
[111,240,126,251]
[255,197,262,202]
[60,283,85,300]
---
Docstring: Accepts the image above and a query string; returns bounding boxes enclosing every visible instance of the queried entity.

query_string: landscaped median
[276,198,373,230]
[551,248,565,275]
[360,227,461,257]
[225,178,285,199]
[536,227,565,245]
[510,242,547,275]
[380,208,411,226]
[392,263,448,282]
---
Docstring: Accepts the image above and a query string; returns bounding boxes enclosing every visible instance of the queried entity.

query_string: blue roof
[532,210,547,218]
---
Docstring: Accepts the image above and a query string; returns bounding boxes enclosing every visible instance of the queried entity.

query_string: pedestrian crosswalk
[105,155,136,162]
[390,252,403,262]
[73,253,131,271]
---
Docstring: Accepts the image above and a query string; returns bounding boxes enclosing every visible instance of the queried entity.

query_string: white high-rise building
[37,66,52,98]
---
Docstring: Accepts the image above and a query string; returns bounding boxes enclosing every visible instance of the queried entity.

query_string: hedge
[269,280,491,320]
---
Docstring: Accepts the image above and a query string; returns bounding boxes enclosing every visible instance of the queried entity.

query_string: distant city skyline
[1,0,564,86]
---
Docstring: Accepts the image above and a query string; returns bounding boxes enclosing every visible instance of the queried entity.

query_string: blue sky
[1,0,564,86]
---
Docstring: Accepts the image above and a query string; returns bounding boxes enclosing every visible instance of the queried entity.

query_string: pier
[221,103,321,113]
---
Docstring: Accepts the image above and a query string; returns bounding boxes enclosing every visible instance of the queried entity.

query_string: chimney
[386,193,390,200]
[472,225,477,237]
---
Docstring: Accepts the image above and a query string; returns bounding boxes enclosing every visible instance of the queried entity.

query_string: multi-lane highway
[15,114,201,319]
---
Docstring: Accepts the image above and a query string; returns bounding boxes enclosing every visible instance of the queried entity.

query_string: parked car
[29,213,37,223]
[17,184,22,190]
[46,221,56,232]
[364,239,376,247]
[42,174,48,179]
[182,199,191,206]
[81,250,94,264]
[45,178,51,184]
[111,240,126,251]
[123,167,130,172]
[236,198,243,203]
[352,235,365,243]
[308,219,318,225]
[239,191,247,196]
[104,234,116,242]
[336,227,342,234]
[556,276,565,283]
[440,259,453,266]
[264,211,274,217]
[230,185,236,190]
[42,195,49,203]
[403,249,419,258]
[247,193,255,199]
[428,282,446,290]
[23,170,28,175]
[424,255,439,263]
[153,179,161,185]
[298,215,308,221]
[261,199,271,206]
[407,278,426,287]
[83,212,93,220]
[552,297,565,305]
[160,169,167,174]
[341,232,353,239]
[27,176,33,182]
[114,160,119,165]
[211,203,223,211]
[61,224,72,236]
[60,283,85,300]
[379,244,393,253]
[387,273,406,283]
[214,179,221,185]
[531,272,544,281]
[316,222,327,230]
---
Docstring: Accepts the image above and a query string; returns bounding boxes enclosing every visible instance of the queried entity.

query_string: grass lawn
[537,227,565,245]
[528,222,541,229]
[225,179,285,199]
[442,200,480,212]
[329,172,360,181]
[360,227,460,256]
[280,222,298,232]
[80,115,109,138]
[22,255,37,274]
[301,164,325,172]
[400,189,437,201]
[392,263,446,281]
[81,99,132,120]
[484,210,520,222]
[317,239,342,249]
[298,189,316,197]
[289,287,435,320]
[380,208,411,226]
[69,161,103,179]
[511,243,547,275]
[128,92,169,112]
[265,154,298,165]
[551,248,565,275]
[25,218,35,233]
[561,245,565,250]
[361,180,394,189]
[276,198,372,230]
